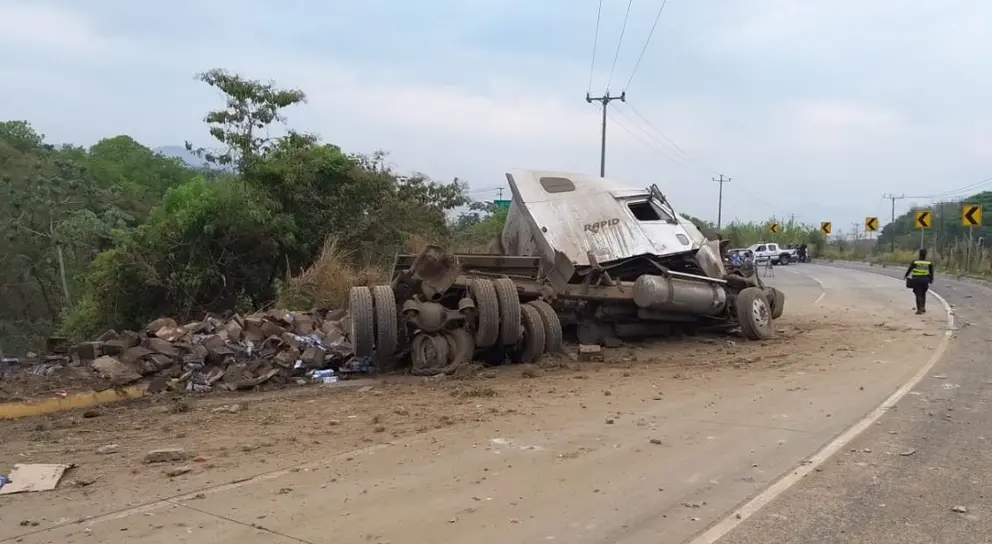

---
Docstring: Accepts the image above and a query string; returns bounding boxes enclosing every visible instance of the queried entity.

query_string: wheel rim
[751,298,770,328]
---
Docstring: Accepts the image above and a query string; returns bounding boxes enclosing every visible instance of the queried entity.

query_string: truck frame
[348,170,786,373]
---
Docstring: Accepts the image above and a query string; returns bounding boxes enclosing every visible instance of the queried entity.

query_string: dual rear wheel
[349,279,564,369]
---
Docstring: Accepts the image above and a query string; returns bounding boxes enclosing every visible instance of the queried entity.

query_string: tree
[186,69,307,174]
[0,122,130,351]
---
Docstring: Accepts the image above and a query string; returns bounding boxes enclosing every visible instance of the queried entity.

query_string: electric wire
[622,0,669,92]
[606,0,635,90]
[621,102,722,176]
[586,0,605,93]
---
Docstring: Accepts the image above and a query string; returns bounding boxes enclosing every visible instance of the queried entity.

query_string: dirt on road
[0,274,942,544]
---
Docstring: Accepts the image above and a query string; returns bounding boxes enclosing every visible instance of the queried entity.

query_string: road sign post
[914,210,932,249]
[864,217,878,245]
[962,204,982,272]
[820,222,832,235]
[769,223,779,234]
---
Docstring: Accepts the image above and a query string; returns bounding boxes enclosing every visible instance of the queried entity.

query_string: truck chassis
[348,245,785,374]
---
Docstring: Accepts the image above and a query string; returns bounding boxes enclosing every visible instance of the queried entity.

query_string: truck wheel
[469,279,500,348]
[770,287,785,319]
[779,253,791,265]
[493,278,522,346]
[349,286,376,357]
[736,287,774,340]
[515,304,546,363]
[526,300,562,353]
[371,285,398,368]
[737,287,774,340]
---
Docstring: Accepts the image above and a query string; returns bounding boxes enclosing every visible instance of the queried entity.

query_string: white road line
[791,267,826,305]
[688,277,954,544]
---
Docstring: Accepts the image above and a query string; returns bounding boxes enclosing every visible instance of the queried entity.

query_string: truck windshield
[626,198,676,223]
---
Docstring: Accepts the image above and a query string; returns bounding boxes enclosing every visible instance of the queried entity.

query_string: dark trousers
[909,278,929,312]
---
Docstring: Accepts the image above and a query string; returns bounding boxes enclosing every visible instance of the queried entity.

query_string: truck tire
[515,304,546,363]
[348,286,376,357]
[770,287,785,319]
[526,300,562,354]
[371,285,398,368]
[469,279,500,348]
[778,253,791,265]
[736,287,774,340]
[493,278,522,346]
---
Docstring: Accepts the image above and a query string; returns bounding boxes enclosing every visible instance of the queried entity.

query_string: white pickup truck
[747,242,795,265]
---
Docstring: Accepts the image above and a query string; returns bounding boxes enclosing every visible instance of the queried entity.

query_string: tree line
[0,69,500,353]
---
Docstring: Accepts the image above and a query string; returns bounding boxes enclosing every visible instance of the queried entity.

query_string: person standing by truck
[904,249,934,314]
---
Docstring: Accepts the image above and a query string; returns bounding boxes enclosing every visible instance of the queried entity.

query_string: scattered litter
[6,308,375,396]
[578,344,604,362]
[0,464,72,495]
[309,369,338,383]
[96,444,120,455]
[164,466,192,478]
[144,448,189,464]
[899,449,916,456]
[952,506,968,513]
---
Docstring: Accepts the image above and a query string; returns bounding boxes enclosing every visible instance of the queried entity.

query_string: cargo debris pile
[51,309,370,393]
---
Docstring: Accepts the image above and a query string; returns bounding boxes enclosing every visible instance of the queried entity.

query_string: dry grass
[277,237,388,310]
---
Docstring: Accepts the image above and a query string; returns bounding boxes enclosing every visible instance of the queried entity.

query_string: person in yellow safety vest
[904,248,935,314]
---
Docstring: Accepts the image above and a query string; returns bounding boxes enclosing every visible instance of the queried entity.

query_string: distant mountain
[154,145,208,168]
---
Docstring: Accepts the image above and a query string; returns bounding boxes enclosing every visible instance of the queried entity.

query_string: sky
[2,0,991,235]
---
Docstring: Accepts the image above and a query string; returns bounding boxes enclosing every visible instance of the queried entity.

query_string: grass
[276,237,388,310]
[820,240,992,280]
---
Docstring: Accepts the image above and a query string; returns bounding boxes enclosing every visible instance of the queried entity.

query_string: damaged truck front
[347,169,785,373]
[495,169,784,344]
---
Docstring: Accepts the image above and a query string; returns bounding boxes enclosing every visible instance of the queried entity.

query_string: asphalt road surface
[0,264,971,544]
[715,262,991,544]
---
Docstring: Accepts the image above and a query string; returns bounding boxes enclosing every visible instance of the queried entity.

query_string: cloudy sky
[2,0,991,233]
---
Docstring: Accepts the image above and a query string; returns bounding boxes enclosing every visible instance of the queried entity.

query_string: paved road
[2,265,952,544]
[716,262,991,544]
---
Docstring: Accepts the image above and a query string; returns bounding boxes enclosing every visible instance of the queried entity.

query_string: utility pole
[713,174,731,229]
[882,193,906,252]
[586,91,626,177]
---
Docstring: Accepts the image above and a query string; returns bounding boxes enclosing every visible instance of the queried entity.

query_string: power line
[621,103,722,175]
[911,176,992,201]
[610,107,692,166]
[606,0,634,90]
[586,0,605,93]
[622,0,670,92]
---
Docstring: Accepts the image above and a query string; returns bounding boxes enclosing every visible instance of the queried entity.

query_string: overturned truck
[348,169,785,373]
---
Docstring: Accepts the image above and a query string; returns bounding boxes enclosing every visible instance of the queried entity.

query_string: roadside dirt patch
[0,296,932,533]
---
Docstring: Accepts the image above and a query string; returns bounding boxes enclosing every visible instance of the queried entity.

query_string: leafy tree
[186,68,307,174]
[59,68,471,339]
[85,135,197,219]
[0,122,129,350]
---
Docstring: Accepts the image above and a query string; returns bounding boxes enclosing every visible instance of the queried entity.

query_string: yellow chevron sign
[962,204,982,227]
